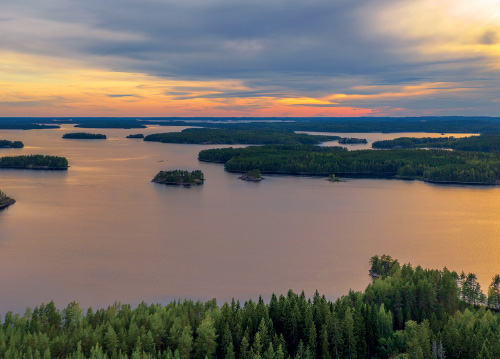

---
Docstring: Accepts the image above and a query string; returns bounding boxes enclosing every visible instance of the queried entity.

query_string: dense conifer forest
[152,170,204,186]
[372,135,500,153]
[0,155,69,170]
[198,145,500,184]
[0,140,24,148]
[63,133,107,140]
[0,256,498,358]
[144,129,339,145]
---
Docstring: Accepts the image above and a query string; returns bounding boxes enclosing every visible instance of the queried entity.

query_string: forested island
[152,170,204,186]
[338,137,368,144]
[239,169,263,182]
[0,118,60,130]
[199,145,500,184]
[372,135,500,153]
[154,117,500,134]
[5,116,500,133]
[0,190,15,210]
[0,256,498,358]
[144,128,339,145]
[0,140,24,148]
[74,120,146,129]
[0,155,68,170]
[126,134,145,139]
[62,133,107,139]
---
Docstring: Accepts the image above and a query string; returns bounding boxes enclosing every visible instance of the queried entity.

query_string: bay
[0,126,497,313]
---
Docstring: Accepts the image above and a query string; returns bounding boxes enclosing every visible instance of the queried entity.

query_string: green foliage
[199,145,500,184]
[487,275,500,309]
[63,133,107,139]
[144,129,339,145]
[152,170,204,186]
[327,174,340,182]
[0,155,68,169]
[0,258,497,358]
[0,190,15,209]
[0,190,12,201]
[0,140,24,148]
[246,169,262,179]
[372,135,500,153]
[369,255,400,278]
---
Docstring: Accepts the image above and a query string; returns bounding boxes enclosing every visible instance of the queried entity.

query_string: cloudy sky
[2,0,500,116]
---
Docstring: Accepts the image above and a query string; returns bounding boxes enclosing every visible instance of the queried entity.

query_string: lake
[0,126,497,313]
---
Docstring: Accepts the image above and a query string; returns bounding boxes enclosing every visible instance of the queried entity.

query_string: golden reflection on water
[0,125,498,313]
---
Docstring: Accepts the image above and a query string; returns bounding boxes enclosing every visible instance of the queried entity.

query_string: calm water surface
[0,126,498,313]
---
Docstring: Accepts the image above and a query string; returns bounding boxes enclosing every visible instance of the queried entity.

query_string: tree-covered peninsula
[152,170,204,186]
[199,145,500,184]
[372,135,500,153]
[0,256,499,358]
[144,128,339,145]
[0,190,15,210]
[0,155,68,170]
[0,140,24,148]
[63,133,107,139]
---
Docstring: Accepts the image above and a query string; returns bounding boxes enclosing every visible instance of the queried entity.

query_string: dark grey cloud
[171,90,292,100]
[479,30,499,45]
[107,94,137,98]
[2,0,500,114]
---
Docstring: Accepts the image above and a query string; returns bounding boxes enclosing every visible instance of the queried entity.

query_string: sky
[2,0,500,117]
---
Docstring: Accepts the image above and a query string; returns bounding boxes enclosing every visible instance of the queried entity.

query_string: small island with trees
[62,133,107,139]
[0,140,24,148]
[239,169,263,182]
[0,155,69,170]
[152,169,204,186]
[338,137,368,144]
[327,174,341,182]
[0,190,15,210]
[126,134,144,139]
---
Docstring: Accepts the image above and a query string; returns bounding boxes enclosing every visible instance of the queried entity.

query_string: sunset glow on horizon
[3,0,500,117]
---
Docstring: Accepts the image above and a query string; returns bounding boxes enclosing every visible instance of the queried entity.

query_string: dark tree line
[6,117,500,133]
[338,138,367,145]
[198,145,500,184]
[0,140,24,148]
[372,135,500,153]
[63,133,107,140]
[144,129,339,146]
[0,155,68,169]
[153,117,500,134]
[0,256,499,358]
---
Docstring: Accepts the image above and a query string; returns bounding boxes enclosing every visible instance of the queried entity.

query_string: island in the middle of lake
[63,132,107,139]
[152,170,204,186]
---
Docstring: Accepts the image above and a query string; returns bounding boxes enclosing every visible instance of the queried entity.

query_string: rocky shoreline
[238,173,263,182]
[0,197,15,210]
